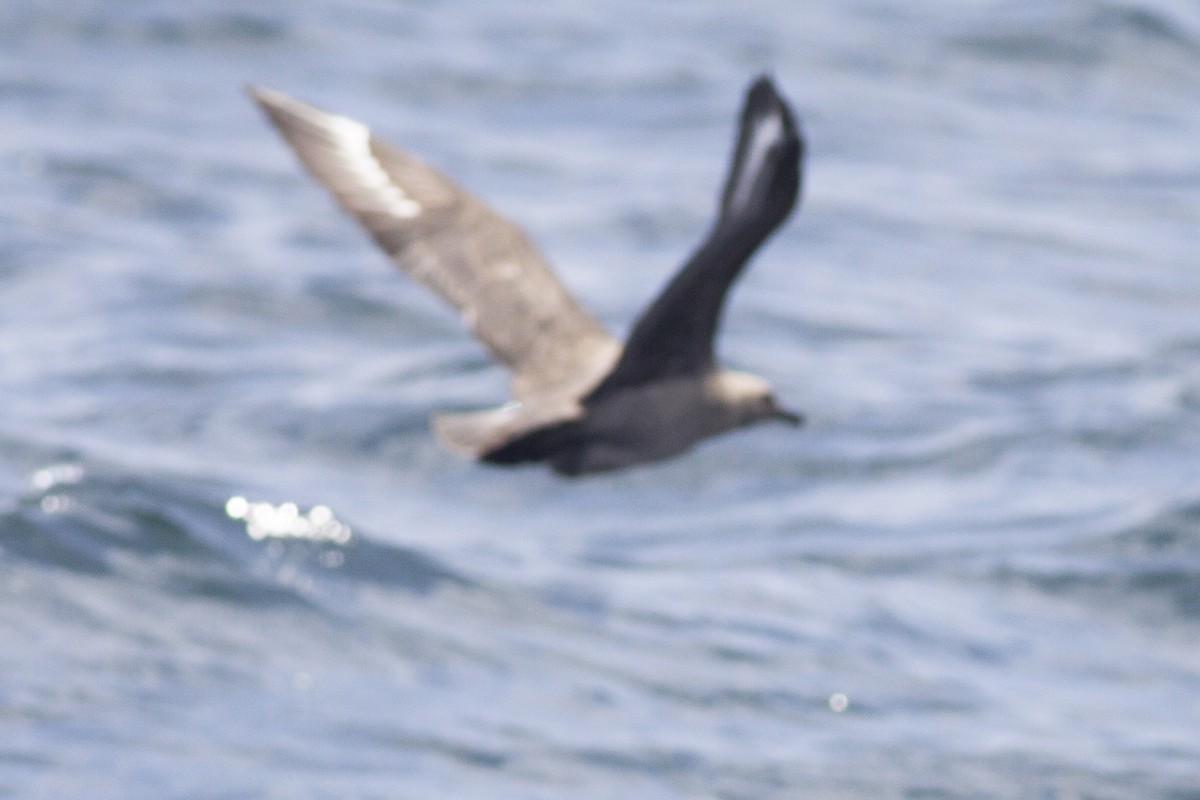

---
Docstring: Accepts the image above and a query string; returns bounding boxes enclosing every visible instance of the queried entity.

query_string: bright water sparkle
[2,1,1200,797]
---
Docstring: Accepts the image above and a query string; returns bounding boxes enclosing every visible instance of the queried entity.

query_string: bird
[248,74,804,476]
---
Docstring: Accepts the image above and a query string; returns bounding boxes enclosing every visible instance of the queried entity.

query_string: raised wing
[248,86,620,402]
[586,75,803,399]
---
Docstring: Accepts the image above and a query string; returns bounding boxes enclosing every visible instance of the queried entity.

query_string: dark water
[3,1,1200,797]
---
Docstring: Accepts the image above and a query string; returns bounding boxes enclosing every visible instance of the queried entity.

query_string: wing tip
[245,84,333,132]
[744,74,800,141]
[245,83,292,114]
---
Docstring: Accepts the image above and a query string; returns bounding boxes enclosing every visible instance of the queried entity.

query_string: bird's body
[476,370,779,476]
[250,76,805,475]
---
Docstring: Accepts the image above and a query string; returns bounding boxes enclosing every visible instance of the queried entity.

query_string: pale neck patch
[710,369,772,403]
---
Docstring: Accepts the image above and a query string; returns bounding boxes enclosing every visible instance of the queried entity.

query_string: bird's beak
[774,407,804,427]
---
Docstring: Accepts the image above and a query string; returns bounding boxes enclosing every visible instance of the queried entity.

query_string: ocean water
[3,0,1200,797]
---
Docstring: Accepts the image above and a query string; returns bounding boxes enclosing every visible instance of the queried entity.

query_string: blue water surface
[2,1,1200,797]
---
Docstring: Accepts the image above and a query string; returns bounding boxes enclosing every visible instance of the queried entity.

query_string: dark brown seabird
[248,75,804,476]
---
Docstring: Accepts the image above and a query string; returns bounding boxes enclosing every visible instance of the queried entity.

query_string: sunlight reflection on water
[225,495,353,544]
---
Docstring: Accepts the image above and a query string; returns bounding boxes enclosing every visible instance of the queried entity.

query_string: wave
[987,493,1200,619]
[1,459,471,607]
[4,8,287,48]
[949,1,1200,66]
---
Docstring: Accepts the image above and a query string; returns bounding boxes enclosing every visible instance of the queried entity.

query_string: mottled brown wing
[248,86,619,402]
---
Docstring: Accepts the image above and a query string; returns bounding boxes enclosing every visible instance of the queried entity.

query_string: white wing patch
[727,110,783,215]
[323,112,423,219]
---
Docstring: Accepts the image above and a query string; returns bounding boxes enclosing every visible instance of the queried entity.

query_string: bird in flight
[249,75,804,476]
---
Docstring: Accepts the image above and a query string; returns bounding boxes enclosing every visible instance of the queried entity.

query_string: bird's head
[711,370,804,429]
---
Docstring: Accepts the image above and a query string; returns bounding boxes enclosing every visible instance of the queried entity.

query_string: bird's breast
[579,376,737,459]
